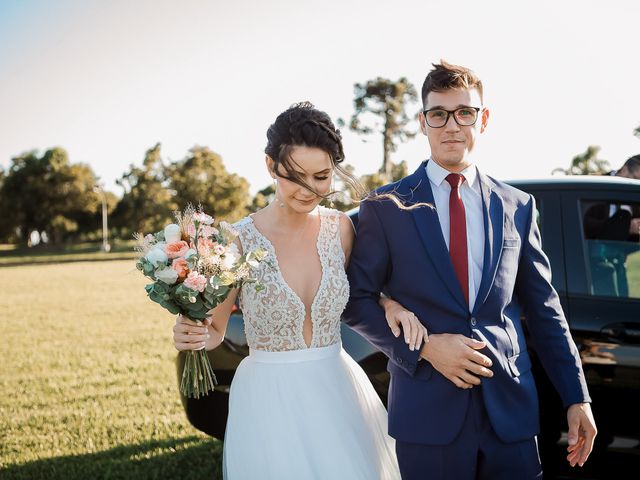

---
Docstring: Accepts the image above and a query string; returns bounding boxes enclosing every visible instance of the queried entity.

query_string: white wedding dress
[223,206,400,479]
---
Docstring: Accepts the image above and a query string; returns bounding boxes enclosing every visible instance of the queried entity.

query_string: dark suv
[177,176,640,479]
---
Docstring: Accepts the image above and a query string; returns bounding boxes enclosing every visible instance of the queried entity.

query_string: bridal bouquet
[135,205,267,398]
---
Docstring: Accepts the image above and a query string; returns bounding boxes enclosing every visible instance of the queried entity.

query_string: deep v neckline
[247,212,326,348]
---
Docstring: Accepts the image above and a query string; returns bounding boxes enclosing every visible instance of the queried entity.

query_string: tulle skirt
[222,342,400,479]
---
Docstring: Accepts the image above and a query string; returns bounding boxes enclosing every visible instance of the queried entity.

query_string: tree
[634,124,640,140]
[331,161,409,212]
[0,167,11,242]
[113,143,176,236]
[249,184,275,213]
[165,146,250,222]
[0,148,102,245]
[552,146,610,176]
[342,77,418,182]
[360,160,409,191]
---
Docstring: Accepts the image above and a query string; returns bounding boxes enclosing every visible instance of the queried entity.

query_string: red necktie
[445,173,469,305]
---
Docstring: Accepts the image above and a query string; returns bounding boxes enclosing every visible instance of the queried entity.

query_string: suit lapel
[404,162,468,312]
[472,171,504,315]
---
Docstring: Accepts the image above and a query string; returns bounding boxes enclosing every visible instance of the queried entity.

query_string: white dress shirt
[426,159,485,312]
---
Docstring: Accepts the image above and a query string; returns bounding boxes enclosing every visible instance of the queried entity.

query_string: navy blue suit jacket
[342,161,591,445]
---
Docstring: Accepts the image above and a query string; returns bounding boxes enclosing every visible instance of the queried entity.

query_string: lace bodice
[233,207,349,352]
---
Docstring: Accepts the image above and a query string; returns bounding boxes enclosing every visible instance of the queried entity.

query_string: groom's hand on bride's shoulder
[419,334,494,389]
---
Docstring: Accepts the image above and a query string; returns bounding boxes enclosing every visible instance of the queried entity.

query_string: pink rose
[165,240,190,259]
[213,244,225,255]
[198,237,215,252]
[171,257,189,280]
[183,271,208,292]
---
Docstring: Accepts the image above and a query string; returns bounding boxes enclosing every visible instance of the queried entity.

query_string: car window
[581,200,640,299]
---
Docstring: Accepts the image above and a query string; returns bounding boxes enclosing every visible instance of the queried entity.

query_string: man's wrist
[419,338,431,362]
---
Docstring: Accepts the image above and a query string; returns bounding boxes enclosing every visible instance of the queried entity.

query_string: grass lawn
[0,260,223,479]
[0,241,138,267]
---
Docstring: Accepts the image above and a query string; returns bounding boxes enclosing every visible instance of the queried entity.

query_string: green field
[0,241,138,267]
[0,259,223,479]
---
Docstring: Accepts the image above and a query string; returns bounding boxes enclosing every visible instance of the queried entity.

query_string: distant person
[607,153,640,180]
[584,154,640,296]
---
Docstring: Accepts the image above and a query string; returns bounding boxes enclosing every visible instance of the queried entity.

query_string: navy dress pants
[395,387,543,480]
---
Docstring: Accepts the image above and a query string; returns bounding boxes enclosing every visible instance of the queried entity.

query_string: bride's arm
[338,212,427,351]
[338,212,355,267]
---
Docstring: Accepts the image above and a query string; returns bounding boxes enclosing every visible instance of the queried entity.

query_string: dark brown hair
[265,101,365,201]
[421,60,484,109]
[621,154,640,177]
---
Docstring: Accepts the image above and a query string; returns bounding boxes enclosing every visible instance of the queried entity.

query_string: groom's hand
[419,334,493,389]
[566,402,597,467]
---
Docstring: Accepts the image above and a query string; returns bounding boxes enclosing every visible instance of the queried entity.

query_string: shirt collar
[426,157,479,193]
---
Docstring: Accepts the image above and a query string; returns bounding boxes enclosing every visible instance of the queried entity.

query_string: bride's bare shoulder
[319,207,355,258]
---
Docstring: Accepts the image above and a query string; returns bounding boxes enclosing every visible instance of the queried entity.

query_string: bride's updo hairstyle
[265,101,364,201]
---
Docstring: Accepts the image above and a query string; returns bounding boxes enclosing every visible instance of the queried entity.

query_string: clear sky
[1,0,639,196]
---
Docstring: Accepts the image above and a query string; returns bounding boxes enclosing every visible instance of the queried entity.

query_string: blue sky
[1,0,639,196]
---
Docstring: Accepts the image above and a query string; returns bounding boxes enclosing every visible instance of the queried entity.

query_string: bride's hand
[379,297,428,352]
[173,314,224,351]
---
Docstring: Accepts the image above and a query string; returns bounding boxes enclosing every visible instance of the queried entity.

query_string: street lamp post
[93,184,111,253]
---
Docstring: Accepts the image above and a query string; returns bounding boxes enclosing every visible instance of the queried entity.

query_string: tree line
[1,77,637,247]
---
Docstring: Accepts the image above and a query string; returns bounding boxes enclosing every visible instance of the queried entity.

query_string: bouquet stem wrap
[181,326,218,399]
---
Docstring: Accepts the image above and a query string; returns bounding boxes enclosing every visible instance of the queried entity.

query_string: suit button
[397,358,404,365]
[470,317,477,327]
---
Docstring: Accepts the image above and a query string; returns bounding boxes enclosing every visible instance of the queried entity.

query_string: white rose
[227,243,239,256]
[164,224,182,243]
[221,245,239,270]
[155,266,179,285]
[145,246,168,266]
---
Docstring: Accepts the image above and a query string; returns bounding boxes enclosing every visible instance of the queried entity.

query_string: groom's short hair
[421,60,484,109]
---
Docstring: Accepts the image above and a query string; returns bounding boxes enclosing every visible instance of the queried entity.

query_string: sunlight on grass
[0,260,222,479]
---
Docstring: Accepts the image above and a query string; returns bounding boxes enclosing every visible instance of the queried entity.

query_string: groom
[342,60,597,479]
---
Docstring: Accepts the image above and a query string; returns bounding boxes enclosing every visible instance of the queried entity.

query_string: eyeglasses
[422,107,481,128]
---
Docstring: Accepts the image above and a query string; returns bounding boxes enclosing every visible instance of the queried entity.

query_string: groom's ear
[479,107,490,133]
[418,111,428,136]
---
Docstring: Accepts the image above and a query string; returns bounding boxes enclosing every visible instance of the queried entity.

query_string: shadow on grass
[2,436,223,480]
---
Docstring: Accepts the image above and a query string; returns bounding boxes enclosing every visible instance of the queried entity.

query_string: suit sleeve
[342,199,421,375]
[515,195,591,407]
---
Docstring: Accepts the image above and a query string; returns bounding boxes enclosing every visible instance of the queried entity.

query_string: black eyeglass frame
[422,106,482,128]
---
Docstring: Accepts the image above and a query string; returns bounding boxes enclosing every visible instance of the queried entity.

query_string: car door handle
[601,323,640,343]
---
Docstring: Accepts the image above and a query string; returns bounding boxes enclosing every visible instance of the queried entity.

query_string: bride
[172,102,427,479]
